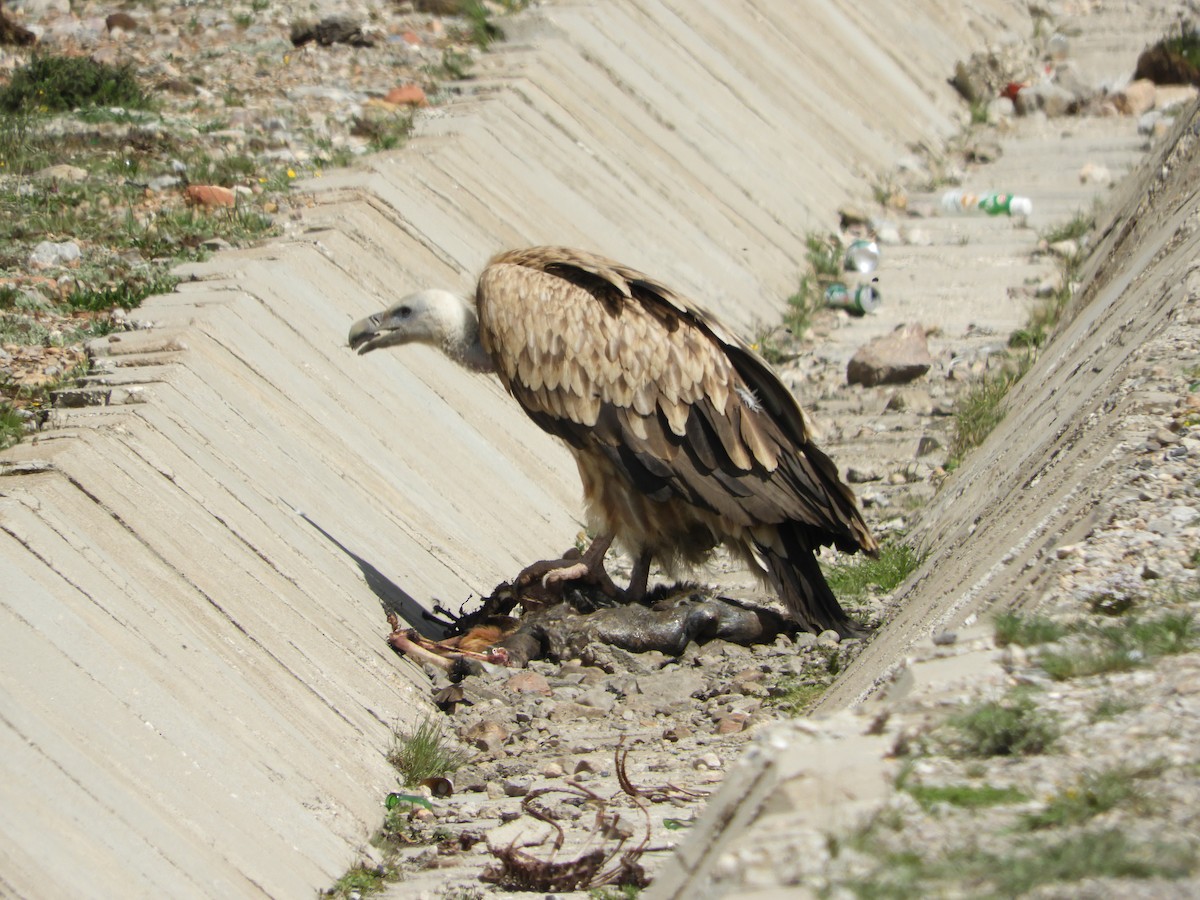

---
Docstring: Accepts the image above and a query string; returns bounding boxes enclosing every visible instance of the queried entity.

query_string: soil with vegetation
[0,0,519,449]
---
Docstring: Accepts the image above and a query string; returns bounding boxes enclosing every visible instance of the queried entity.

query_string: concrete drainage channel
[2,0,1197,896]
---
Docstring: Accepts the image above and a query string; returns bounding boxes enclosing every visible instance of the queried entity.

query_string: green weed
[825,542,922,600]
[1038,612,1196,680]
[947,355,1031,466]
[387,716,469,787]
[0,54,152,113]
[0,403,27,450]
[1020,762,1160,830]
[768,679,828,715]
[945,689,1058,757]
[993,611,1066,647]
[903,781,1028,812]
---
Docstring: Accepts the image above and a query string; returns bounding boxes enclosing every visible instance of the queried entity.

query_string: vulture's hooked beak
[348,311,393,355]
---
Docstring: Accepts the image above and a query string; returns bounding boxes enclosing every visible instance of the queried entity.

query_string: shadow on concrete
[287,502,451,639]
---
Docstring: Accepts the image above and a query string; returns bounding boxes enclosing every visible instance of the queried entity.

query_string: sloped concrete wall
[0,1,1028,894]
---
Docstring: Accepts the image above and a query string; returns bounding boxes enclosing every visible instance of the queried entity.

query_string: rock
[105,12,137,33]
[184,185,237,208]
[504,671,553,696]
[1078,162,1112,186]
[916,435,942,457]
[461,720,509,755]
[33,164,88,183]
[847,324,932,387]
[634,670,706,713]
[384,84,429,107]
[29,241,81,270]
[846,467,882,484]
[816,630,841,648]
[1113,78,1157,117]
[291,14,376,48]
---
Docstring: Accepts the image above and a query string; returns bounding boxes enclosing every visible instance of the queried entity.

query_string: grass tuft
[1020,762,1160,831]
[945,689,1058,757]
[993,611,1066,647]
[903,780,1028,812]
[386,716,469,787]
[0,54,152,113]
[1038,611,1197,680]
[947,354,1031,466]
[825,542,922,601]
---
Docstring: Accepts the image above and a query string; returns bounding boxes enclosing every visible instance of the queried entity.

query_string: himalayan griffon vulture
[348,247,878,636]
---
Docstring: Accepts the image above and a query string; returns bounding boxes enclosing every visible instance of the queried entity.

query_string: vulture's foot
[514,532,620,600]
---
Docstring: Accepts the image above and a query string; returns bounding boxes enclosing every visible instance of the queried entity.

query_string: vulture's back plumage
[475,247,877,635]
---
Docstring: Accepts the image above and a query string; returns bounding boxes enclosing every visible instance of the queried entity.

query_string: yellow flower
[286,168,296,179]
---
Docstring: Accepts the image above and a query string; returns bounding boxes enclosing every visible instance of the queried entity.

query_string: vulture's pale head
[348,289,493,372]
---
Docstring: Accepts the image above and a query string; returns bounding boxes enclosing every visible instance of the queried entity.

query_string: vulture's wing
[477,247,875,555]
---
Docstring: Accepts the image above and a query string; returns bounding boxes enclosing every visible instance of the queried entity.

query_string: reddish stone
[401,30,421,45]
[184,185,237,208]
[385,84,429,107]
[504,671,553,695]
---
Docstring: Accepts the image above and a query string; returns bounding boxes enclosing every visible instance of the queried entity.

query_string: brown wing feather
[476,246,876,556]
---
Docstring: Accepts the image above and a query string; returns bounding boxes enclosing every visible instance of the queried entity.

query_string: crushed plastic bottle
[941,189,1033,217]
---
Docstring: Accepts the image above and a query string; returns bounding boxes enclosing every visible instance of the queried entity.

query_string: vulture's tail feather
[757,526,866,639]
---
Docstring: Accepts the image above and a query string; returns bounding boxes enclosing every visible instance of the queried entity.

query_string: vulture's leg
[514,532,619,595]
[625,549,653,602]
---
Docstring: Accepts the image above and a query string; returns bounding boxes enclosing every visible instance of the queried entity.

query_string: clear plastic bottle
[941,189,1033,217]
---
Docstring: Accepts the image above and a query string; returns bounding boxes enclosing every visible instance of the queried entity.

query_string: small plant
[0,54,152,113]
[1089,694,1134,720]
[0,403,27,450]
[768,679,828,715]
[1037,611,1196,680]
[995,829,1195,895]
[323,864,387,898]
[946,354,1031,466]
[993,611,1066,647]
[805,231,842,281]
[387,716,469,786]
[902,779,1028,812]
[1020,762,1160,831]
[945,689,1058,757]
[590,886,642,900]
[1041,211,1094,246]
[824,542,922,601]
[462,0,504,48]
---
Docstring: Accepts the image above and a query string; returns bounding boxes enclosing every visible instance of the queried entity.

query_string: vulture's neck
[444,299,494,374]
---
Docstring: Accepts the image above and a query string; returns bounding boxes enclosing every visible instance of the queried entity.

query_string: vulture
[348,247,878,636]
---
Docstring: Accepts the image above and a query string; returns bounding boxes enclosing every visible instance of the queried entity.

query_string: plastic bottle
[941,189,1033,217]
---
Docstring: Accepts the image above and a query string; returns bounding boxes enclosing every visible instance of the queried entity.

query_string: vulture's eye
[397,305,413,318]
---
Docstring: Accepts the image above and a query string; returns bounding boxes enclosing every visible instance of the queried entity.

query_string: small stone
[715,713,748,735]
[663,724,692,742]
[693,752,722,770]
[541,761,564,778]
[816,630,841,647]
[384,84,429,107]
[462,720,509,754]
[846,467,882,483]
[1113,78,1156,117]
[29,240,81,270]
[505,671,553,696]
[502,778,531,797]
[916,435,941,457]
[847,323,933,387]
[33,164,88,184]
[184,185,237,208]
[105,12,137,32]
[1078,162,1112,186]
